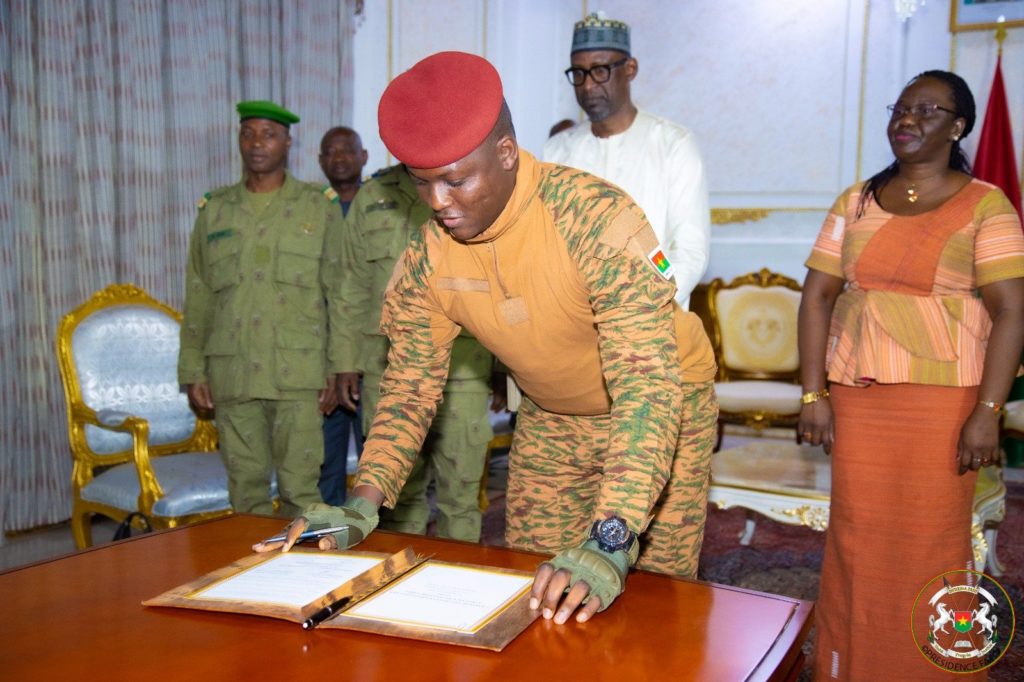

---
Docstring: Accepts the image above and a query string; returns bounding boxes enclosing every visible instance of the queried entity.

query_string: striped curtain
[0,0,357,538]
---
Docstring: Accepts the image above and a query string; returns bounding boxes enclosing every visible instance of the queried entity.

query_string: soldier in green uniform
[317,126,369,506]
[331,164,497,541]
[178,100,343,517]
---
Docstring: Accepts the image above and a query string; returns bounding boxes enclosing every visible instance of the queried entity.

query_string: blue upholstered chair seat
[81,453,278,517]
[82,453,227,517]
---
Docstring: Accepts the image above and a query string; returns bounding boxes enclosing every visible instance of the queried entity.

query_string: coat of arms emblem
[912,570,1013,673]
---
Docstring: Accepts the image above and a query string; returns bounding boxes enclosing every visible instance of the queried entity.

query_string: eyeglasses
[886,103,958,120]
[564,58,629,86]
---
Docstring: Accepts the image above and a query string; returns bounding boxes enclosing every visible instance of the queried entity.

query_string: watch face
[598,517,630,548]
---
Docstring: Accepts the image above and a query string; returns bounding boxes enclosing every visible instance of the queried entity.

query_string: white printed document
[344,563,533,632]
[194,553,383,607]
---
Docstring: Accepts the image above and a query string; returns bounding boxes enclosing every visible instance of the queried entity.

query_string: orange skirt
[813,383,983,681]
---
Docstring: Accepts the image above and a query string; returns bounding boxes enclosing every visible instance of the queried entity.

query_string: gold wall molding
[711,207,823,225]
[711,208,771,224]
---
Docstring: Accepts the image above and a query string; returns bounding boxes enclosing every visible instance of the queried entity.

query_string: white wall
[352,0,1023,216]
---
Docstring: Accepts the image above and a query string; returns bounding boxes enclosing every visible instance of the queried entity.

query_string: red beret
[378,51,503,168]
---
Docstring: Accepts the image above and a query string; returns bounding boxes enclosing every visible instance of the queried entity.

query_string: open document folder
[144,547,539,651]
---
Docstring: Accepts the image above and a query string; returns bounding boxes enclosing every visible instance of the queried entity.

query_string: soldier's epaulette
[196,192,212,211]
[322,185,340,203]
[370,164,402,180]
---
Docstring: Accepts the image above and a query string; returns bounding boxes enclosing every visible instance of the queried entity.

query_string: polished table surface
[0,515,812,681]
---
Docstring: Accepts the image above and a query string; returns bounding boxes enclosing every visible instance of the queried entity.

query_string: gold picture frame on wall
[951,0,1024,32]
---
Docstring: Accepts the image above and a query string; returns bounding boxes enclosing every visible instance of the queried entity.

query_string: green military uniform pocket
[204,331,243,403]
[364,224,399,335]
[274,235,326,326]
[446,336,492,386]
[365,223,398,262]
[434,391,492,434]
[432,391,495,481]
[206,235,241,291]
[274,237,321,289]
[274,325,326,391]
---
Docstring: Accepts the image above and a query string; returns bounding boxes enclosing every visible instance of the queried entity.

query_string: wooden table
[0,515,812,681]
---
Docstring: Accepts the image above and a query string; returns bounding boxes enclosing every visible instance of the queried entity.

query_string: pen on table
[302,595,352,630]
[261,525,349,545]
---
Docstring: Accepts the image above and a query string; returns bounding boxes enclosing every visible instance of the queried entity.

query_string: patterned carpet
[478,451,1023,680]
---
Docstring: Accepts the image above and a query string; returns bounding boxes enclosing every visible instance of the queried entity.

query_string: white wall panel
[351,3,390,171]
[487,0,583,158]
[599,0,859,206]
[393,0,484,67]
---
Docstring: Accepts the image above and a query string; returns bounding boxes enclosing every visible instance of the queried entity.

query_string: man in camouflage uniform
[179,100,342,517]
[259,54,717,627]
[332,163,494,542]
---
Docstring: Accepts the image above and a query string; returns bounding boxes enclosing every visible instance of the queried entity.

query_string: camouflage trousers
[505,381,717,577]
[216,397,324,518]
[363,373,493,542]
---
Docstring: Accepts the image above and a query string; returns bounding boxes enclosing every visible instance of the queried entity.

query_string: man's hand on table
[529,540,634,624]
[252,489,383,553]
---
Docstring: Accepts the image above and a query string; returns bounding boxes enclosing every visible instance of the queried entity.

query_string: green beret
[236,100,300,127]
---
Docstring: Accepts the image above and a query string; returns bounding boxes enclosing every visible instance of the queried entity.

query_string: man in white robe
[544,12,710,309]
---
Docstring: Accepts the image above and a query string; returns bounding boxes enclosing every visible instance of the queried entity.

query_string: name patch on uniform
[647,246,675,280]
[366,200,399,214]
[207,228,234,243]
[437,277,490,292]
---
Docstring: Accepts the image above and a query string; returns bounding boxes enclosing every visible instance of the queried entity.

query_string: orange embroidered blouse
[806,179,1024,387]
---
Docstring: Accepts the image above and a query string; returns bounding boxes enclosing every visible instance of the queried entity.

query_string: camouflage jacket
[326,164,492,392]
[354,151,716,529]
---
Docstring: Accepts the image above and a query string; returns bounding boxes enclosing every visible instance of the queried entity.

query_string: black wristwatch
[589,516,637,554]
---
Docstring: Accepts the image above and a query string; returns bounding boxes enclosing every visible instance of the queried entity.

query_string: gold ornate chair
[56,284,233,548]
[706,268,804,450]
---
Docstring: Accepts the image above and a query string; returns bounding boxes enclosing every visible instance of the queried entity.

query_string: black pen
[302,596,351,629]
[261,525,349,545]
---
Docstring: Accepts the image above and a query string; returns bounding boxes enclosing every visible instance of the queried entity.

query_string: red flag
[974,55,1022,220]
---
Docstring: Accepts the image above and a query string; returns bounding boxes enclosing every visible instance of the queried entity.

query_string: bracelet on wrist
[801,388,830,405]
[977,400,1006,416]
